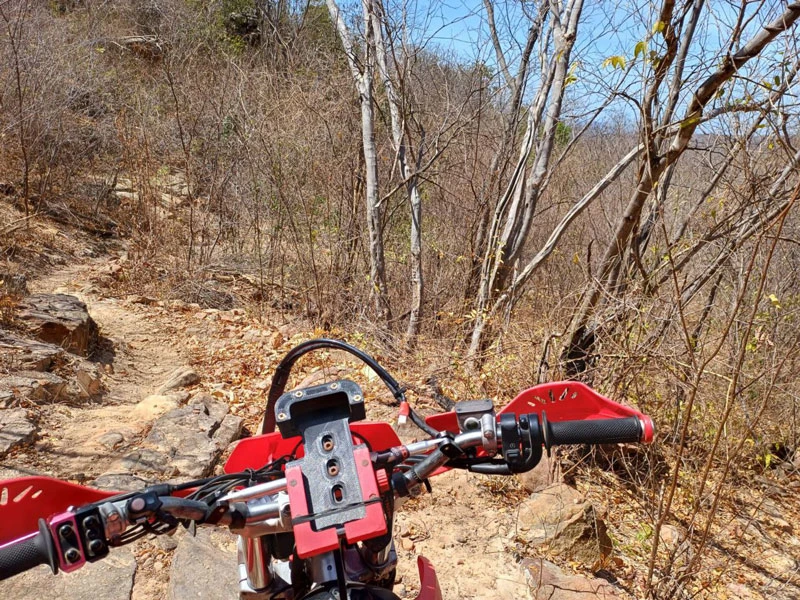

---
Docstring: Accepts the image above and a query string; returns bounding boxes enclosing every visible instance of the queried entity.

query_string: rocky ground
[1,255,799,600]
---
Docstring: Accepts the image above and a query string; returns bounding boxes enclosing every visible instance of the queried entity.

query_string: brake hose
[260,339,439,437]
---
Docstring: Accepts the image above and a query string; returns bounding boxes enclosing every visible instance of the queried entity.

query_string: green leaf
[634,40,647,59]
[602,55,627,70]
[565,61,579,85]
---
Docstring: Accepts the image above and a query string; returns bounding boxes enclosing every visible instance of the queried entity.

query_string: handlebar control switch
[75,506,109,562]
[48,512,86,573]
[498,413,544,473]
[126,491,163,523]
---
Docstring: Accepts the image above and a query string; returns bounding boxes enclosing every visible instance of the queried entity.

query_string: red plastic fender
[415,555,443,600]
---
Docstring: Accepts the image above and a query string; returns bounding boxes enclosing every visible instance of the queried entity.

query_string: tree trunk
[326,0,392,324]
[371,1,422,341]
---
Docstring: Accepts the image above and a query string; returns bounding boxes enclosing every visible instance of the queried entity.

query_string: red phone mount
[273,380,388,558]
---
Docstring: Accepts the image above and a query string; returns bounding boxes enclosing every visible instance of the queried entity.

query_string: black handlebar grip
[546,416,644,447]
[0,519,58,581]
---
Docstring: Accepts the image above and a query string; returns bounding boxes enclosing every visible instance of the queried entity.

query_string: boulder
[0,371,67,404]
[96,431,125,449]
[658,524,686,553]
[130,392,187,420]
[0,546,136,600]
[0,408,38,456]
[157,366,200,394]
[74,360,103,398]
[18,294,98,356]
[524,559,622,599]
[117,394,242,478]
[168,527,238,600]
[0,331,64,372]
[517,483,613,567]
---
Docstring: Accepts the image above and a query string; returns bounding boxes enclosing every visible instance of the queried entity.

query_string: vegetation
[2,0,800,597]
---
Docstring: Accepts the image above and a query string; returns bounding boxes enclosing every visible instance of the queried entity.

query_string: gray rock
[74,360,103,398]
[517,483,613,567]
[215,414,244,447]
[168,527,238,600]
[119,447,180,477]
[156,533,180,552]
[524,558,622,599]
[97,431,125,449]
[115,395,240,479]
[157,366,200,394]
[0,371,67,404]
[189,393,228,424]
[0,331,64,372]
[18,294,98,356]
[0,408,38,456]
[92,472,149,492]
[0,547,136,600]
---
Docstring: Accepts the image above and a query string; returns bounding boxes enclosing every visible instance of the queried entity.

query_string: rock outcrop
[110,393,242,479]
[168,528,238,600]
[18,293,98,356]
[0,331,63,372]
[517,482,613,568]
[525,558,622,599]
[0,294,105,413]
[0,408,38,455]
[0,548,136,600]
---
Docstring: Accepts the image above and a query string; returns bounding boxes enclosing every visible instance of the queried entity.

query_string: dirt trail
[6,258,186,480]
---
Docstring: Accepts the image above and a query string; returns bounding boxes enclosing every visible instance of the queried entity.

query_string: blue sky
[405,0,797,128]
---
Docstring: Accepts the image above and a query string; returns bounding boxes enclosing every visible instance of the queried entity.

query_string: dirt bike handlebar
[0,520,58,581]
[0,339,654,584]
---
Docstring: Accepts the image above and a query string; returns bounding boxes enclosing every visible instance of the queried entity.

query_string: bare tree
[564,0,800,375]
[326,0,392,323]
[468,0,612,360]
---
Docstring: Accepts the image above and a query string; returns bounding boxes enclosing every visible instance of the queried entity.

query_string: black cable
[351,431,374,452]
[259,339,440,437]
[409,409,438,437]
